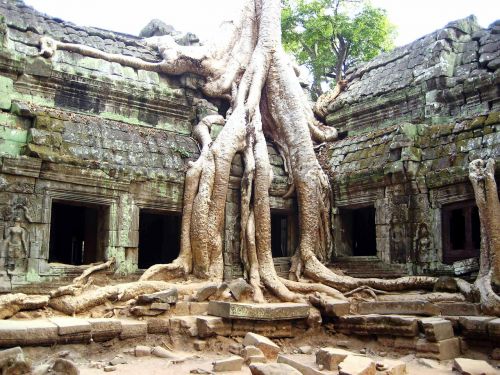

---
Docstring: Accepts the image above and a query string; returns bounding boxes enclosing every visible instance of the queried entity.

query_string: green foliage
[281,0,396,98]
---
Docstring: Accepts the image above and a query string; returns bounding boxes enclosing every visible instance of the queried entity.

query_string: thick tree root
[0,293,49,319]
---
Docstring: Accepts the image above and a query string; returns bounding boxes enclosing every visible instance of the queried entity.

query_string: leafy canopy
[281,0,395,98]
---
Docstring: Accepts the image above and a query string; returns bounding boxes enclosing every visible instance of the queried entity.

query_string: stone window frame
[42,189,118,270]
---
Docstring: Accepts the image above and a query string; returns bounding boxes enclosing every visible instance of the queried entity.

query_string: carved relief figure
[1,217,29,273]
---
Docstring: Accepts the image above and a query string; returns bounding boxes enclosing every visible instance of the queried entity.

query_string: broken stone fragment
[228,278,254,301]
[109,356,126,366]
[0,346,31,375]
[136,288,178,305]
[452,357,497,375]
[243,332,280,360]
[130,306,163,317]
[249,363,302,375]
[151,346,180,360]
[212,356,244,372]
[419,317,454,341]
[299,345,312,354]
[195,283,219,302]
[134,345,151,357]
[338,355,375,375]
[52,358,80,375]
[103,365,117,372]
[315,347,355,371]
[150,302,170,311]
[376,359,406,375]
[193,340,207,351]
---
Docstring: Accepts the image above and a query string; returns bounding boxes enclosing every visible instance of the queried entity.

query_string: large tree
[24,0,494,317]
[282,0,395,99]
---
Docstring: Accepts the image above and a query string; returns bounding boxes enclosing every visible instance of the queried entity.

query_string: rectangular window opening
[339,206,377,256]
[442,201,480,264]
[49,200,107,265]
[138,210,181,269]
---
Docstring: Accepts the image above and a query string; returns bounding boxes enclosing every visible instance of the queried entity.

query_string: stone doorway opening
[49,200,108,265]
[339,206,377,257]
[138,210,181,269]
[270,211,297,258]
[442,200,480,264]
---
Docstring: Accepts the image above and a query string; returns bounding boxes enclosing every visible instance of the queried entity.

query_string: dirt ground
[19,328,499,374]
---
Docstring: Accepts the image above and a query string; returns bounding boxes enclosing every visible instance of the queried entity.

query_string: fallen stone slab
[249,363,302,375]
[316,347,356,371]
[119,320,147,339]
[487,318,500,341]
[136,288,178,305]
[130,306,163,317]
[338,355,375,375]
[336,314,419,337]
[208,301,309,320]
[416,337,460,360]
[452,357,497,375]
[228,278,254,301]
[150,302,170,311]
[278,354,326,375]
[87,318,122,342]
[195,283,218,302]
[49,317,91,335]
[213,356,244,372]
[419,317,454,342]
[197,316,231,338]
[170,316,198,337]
[0,320,27,347]
[242,345,265,360]
[435,302,480,316]
[0,346,30,374]
[243,332,280,360]
[23,320,59,346]
[459,316,496,339]
[376,359,406,375]
[357,301,439,316]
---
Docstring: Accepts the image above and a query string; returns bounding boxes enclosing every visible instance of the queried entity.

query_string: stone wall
[0,0,294,289]
[321,16,499,275]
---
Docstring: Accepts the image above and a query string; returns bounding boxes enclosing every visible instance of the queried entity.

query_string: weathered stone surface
[195,283,218,302]
[249,363,302,375]
[135,345,151,357]
[23,319,59,346]
[169,316,198,337]
[459,316,496,339]
[243,332,280,360]
[228,278,254,301]
[419,317,454,342]
[233,319,293,338]
[487,318,500,341]
[146,318,170,334]
[416,338,460,360]
[394,337,418,350]
[0,321,27,347]
[212,356,244,372]
[357,301,439,316]
[150,302,170,311]
[87,318,121,342]
[119,320,147,339]
[336,315,419,337]
[452,358,497,375]
[208,301,309,320]
[49,317,91,335]
[316,348,355,371]
[338,355,375,375]
[196,316,231,338]
[242,345,265,361]
[278,354,325,375]
[190,302,209,315]
[437,303,480,316]
[323,300,350,317]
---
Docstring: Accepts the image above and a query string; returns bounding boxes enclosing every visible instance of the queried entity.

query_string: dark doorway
[339,206,376,256]
[270,211,298,258]
[138,210,181,269]
[442,201,480,264]
[49,201,107,265]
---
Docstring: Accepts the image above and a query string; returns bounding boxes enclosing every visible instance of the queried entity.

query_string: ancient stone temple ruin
[0,0,499,373]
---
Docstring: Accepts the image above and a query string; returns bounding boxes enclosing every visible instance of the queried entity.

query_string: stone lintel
[208,301,310,321]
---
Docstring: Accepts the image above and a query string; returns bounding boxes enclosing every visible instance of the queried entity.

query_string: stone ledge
[207,301,309,320]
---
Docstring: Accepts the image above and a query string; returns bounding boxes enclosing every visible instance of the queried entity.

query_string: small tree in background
[282,0,396,99]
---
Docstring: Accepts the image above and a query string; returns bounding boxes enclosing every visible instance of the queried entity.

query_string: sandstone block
[130,306,163,317]
[151,346,179,359]
[134,345,151,357]
[242,345,265,360]
[146,318,170,333]
[357,301,439,316]
[190,302,209,315]
[459,316,495,339]
[119,320,147,339]
[249,363,301,375]
[394,337,418,350]
[487,318,500,341]
[49,317,91,335]
[336,315,419,337]
[247,355,267,365]
[0,346,28,373]
[376,359,406,375]
[172,301,190,315]
[195,283,218,302]
[338,355,376,375]
[208,301,309,320]
[212,356,244,372]
[377,335,395,347]
[228,278,254,301]
[416,337,460,360]
[452,357,497,375]
[170,316,198,337]
[243,332,280,360]
[194,340,207,351]
[419,317,454,342]
[136,288,178,304]
[277,354,324,375]
[197,316,231,338]
[87,318,122,342]
[150,302,170,311]
[436,302,480,316]
[324,300,350,317]
[23,320,59,346]
[316,347,355,370]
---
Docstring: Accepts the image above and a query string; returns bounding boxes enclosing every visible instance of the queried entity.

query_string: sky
[24,0,499,47]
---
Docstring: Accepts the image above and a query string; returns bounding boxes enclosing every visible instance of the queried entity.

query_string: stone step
[207,301,310,320]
